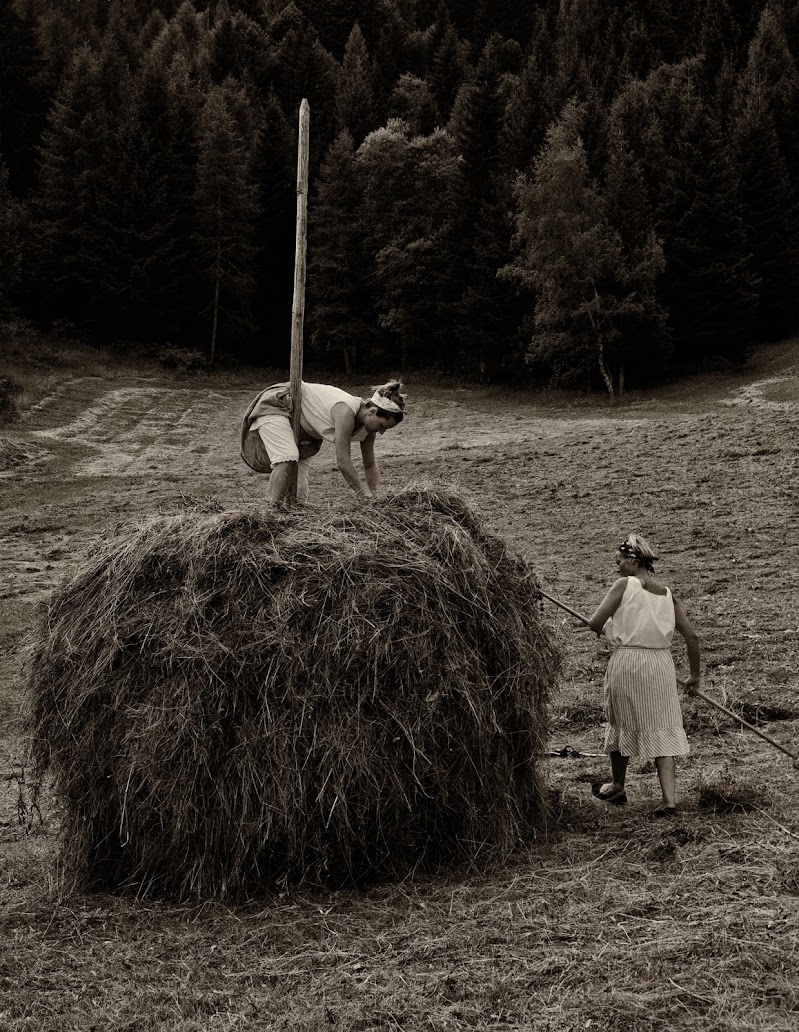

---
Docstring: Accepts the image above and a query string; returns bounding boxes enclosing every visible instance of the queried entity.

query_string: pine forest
[2,0,799,393]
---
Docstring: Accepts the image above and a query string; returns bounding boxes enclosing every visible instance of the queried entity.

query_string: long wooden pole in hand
[288,99,310,503]
[539,587,799,768]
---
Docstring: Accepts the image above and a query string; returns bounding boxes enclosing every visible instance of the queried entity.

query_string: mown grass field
[1,331,798,1031]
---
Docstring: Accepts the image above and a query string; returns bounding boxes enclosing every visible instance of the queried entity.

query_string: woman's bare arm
[674,598,701,685]
[587,577,628,633]
[360,434,378,494]
[332,403,367,495]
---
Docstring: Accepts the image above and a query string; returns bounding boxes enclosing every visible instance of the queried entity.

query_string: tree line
[1,0,798,392]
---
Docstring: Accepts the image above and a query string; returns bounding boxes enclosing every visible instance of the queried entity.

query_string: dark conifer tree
[501,50,549,175]
[387,74,440,135]
[306,129,373,370]
[449,34,523,371]
[472,0,536,48]
[505,102,653,396]
[208,2,271,88]
[262,2,339,164]
[32,7,82,103]
[357,120,464,369]
[0,2,46,196]
[428,11,471,122]
[370,0,417,121]
[617,0,682,77]
[334,22,376,144]
[248,86,297,355]
[32,43,109,325]
[743,6,799,188]
[612,62,758,367]
[194,80,260,362]
[689,0,744,90]
[601,128,669,388]
[0,157,23,317]
[549,0,607,113]
[732,78,799,339]
[148,0,211,83]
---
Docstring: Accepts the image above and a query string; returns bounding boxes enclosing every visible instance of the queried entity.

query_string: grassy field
[1,328,798,1031]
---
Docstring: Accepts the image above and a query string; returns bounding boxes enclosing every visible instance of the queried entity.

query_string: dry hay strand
[23,489,560,899]
[694,767,773,814]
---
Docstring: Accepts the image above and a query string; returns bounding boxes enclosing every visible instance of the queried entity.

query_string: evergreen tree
[449,34,523,372]
[0,157,24,317]
[0,2,46,196]
[370,0,416,120]
[601,128,669,388]
[32,7,82,103]
[743,6,799,187]
[208,2,271,89]
[611,62,758,367]
[249,86,297,357]
[689,0,744,90]
[194,80,260,363]
[504,103,656,396]
[334,22,376,143]
[472,0,536,48]
[306,130,373,370]
[428,12,470,122]
[550,0,610,112]
[148,0,211,83]
[387,74,440,135]
[263,2,339,163]
[617,0,682,79]
[292,0,372,58]
[32,43,109,325]
[357,120,464,369]
[732,77,799,338]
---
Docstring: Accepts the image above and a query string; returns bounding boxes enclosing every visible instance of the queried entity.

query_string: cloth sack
[240,384,323,474]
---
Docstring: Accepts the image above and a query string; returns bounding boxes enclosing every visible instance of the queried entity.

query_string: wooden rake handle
[538,588,590,626]
[538,587,799,768]
[681,685,799,766]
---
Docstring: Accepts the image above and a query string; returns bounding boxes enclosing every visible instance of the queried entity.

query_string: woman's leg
[297,458,311,503]
[654,756,677,807]
[268,461,295,504]
[257,415,299,506]
[609,750,629,790]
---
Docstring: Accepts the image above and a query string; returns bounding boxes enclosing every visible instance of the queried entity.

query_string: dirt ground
[0,342,798,1030]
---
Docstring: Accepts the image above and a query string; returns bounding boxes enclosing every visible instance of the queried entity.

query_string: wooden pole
[288,98,310,502]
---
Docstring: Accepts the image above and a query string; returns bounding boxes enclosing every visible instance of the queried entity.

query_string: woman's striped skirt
[603,646,689,759]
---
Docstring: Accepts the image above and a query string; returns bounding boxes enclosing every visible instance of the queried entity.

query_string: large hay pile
[25,489,560,898]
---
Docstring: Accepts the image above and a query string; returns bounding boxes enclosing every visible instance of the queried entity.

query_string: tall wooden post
[288,99,310,502]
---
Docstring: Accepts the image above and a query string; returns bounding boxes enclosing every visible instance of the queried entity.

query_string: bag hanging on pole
[240,384,322,474]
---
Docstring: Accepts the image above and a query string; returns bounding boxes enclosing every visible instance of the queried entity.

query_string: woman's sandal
[650,805,678,818]
[591,782,628,805]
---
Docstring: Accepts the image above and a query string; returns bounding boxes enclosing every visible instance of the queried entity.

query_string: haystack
[25,489,560,899]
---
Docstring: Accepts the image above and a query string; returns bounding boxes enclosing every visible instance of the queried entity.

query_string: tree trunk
[210,185,221,366]
[210,275,219,366]
[618,359,625,396]
[342,343,353,373]
[588,287,614,401]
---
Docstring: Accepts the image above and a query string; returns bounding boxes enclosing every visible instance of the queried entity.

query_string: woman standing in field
[586,534,701,816]
[242,379,406,505]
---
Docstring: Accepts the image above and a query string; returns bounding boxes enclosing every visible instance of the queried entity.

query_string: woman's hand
[679,674,701,696]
